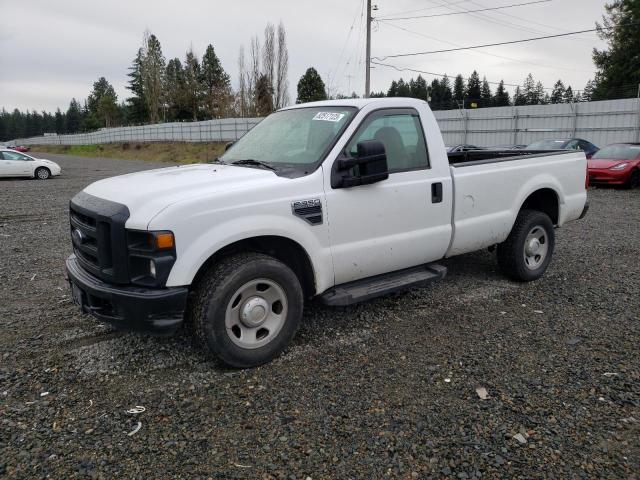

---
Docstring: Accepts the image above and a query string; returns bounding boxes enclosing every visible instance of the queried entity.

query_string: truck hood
[84,163,281,228]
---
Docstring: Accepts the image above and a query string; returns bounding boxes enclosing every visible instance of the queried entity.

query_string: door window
[345,110,429,172]
[1,151,31,161]
[565,140,580,150]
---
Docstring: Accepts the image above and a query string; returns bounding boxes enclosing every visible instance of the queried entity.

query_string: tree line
[367,72,600,110]
[1,22,290,141]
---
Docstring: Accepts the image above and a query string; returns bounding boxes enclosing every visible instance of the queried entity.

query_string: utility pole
[365,0,372,98]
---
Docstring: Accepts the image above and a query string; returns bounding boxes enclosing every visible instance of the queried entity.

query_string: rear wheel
[497,209,555,282]
[35,167,50,180]
[188,252,304,368]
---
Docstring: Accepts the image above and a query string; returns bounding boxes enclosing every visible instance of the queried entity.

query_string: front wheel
[188,252,304,368]
[35,167,50,180]
[497,209,555,282]
[626,169,639,189]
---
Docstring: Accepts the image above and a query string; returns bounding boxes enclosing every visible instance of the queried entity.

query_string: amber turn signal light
[154,232,175,250]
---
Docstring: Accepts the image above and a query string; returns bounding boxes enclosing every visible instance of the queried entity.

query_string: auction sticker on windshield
[313,112,346,122]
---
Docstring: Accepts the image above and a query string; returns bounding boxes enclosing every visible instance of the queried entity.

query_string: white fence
[11,118,262,145]
[436,97,640,147]
[10,98,640,148]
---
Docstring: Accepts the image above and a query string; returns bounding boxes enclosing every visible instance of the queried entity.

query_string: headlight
[126,230,176,287]
[609,162,628,170]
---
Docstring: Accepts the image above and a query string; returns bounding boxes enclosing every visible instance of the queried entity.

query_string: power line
[373,26,621,60]
[377,20,594,74]
[327,0,364,95]
[376,0,551,21]
[376,0,475,20]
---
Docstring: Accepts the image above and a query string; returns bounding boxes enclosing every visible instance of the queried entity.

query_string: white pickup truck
[66,98,588,367]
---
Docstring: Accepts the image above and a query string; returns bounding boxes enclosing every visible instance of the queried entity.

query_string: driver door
[323,108,452,285]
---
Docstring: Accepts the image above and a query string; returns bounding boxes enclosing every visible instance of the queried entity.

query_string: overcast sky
[0,0,608,112]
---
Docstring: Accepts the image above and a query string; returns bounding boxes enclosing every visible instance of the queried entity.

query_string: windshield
[222,107,356,169]
[592,144,640,160]
[525,139,567,150]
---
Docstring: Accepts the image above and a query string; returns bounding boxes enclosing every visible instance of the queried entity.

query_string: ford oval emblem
[72,228,85,245]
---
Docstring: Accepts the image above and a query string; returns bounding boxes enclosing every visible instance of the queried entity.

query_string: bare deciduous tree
[275,22,290,109]
[237,46,248,117]
[263,23,276,92]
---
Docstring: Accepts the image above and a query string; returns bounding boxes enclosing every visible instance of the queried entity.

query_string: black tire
[188,252,303,368]
[497,209,555,282]
[626,169,639,189]
[34,167,50,180]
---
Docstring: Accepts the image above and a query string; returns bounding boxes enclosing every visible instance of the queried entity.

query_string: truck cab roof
[281,97,428,111]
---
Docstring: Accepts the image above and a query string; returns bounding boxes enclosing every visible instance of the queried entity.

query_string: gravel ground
[1,153,639,479]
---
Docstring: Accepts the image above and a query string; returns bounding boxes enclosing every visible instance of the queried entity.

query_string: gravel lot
[1,153,638,479]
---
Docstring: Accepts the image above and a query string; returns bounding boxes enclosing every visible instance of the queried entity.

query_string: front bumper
[65,254,188,333]
[588,169,629,185]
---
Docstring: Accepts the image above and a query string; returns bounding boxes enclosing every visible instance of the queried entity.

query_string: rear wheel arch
[518,188,559,225]
[190,235,316,298]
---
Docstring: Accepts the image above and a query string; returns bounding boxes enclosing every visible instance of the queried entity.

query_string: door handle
[431,182,443,203]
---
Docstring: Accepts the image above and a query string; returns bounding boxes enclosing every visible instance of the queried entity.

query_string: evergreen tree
[411,75,429,101]
[522,73,536,105]
[54,108,65,134]
[387,80,399,97]
[296,68,327,103]
[453,74,465,104]
[183,49,202,121]
[466,71,481,102]
[126,48,148,123]
[513,86,526,106]
[396,78,411,97]
[66,99,82,133]
[564,86,574,103]
[550,80,566,104]
[429,79,442,106]
[87,77,118,127]
[141,33,166,123]
[582,80,596,102]
[201,44,231,118]
[592,0,640,100]
[440,75,453,108]
[534,82,547,105]
[480,77,492,107]
[165,58,186,121]
[493,80,510,106]
[255,74,275,115]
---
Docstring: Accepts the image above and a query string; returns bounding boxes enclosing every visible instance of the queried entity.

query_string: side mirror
[225,142,234,151]
[331,140,389,189]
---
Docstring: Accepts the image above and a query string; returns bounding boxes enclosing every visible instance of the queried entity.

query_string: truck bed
[445,149,587,257]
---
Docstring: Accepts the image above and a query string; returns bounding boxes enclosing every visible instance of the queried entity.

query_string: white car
[0,148,61,179]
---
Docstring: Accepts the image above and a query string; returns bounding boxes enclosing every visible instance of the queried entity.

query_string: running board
[320,264,447,306]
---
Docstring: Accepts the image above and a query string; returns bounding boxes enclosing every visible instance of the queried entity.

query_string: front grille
[69,192,130,284]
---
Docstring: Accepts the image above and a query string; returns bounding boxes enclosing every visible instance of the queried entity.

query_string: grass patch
[31,142,227,164]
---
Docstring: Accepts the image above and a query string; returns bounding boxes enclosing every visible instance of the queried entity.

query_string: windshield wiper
[231,159,277,171]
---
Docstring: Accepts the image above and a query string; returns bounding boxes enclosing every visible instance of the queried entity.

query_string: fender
[158,214,333,293]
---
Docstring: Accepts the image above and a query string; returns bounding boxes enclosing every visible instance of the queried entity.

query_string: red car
[588,143,640,188]
[9,145,30,153]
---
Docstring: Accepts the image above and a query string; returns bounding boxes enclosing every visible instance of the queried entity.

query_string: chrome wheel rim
[523,226,549,270]
[224,278,288,349]
[37,169,49,179]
